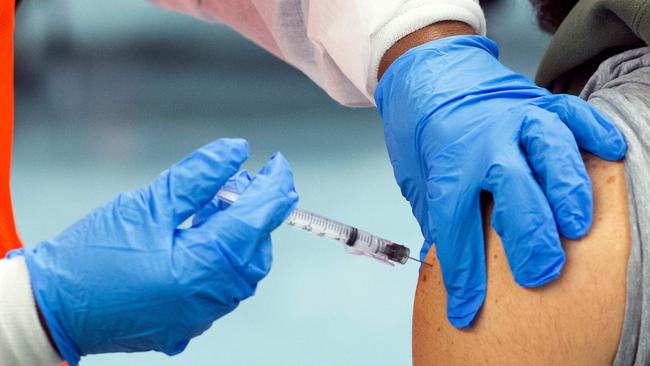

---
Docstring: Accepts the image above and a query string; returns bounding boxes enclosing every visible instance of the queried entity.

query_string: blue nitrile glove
[15,139,299,365]
[375,35,627,328]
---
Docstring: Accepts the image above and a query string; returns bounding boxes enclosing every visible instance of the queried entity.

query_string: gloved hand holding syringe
[217,187,426,266]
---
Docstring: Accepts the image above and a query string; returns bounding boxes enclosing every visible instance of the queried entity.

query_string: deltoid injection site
[216,189,425,266]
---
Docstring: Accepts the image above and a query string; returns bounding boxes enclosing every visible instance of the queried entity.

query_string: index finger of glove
[152,138,249,227]
[426,170,487,328]
[483,157,566,288]
[534,94,627,160]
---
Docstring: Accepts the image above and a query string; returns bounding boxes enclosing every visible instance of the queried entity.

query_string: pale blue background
[13,1,548,364]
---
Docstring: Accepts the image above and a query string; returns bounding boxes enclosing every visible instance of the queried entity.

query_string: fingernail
[515,252,564,287]
[259,154,282,176]
[608,130,627,158]
[449,313,476,329]
[568,219,589,238]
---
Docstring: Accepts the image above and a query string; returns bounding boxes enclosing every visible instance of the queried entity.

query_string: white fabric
[151,0,486,106]
[0,257,62,366]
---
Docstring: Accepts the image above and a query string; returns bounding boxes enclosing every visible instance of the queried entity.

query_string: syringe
[216,189,424,266]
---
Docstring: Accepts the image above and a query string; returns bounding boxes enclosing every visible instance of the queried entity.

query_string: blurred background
[13,1,549,365]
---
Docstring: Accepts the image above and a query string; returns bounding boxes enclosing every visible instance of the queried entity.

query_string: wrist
[35,299,61,358]
[375,35,502,128]
[378,21,476,80]
[23,247,82,365]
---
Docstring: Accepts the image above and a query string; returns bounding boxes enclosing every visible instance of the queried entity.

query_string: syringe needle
[409,256,432,267]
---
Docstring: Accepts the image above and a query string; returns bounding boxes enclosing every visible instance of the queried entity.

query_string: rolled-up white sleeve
[0,257,62,366]
[151,0,485,107]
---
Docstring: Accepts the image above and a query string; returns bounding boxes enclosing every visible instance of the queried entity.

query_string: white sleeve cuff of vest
[0,257,62,366]
[368,0,486,96]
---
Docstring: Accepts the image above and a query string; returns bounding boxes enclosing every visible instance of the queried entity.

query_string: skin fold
[413,154,630,365]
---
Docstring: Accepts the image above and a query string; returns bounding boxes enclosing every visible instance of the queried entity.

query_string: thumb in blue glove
[17,138,298,365]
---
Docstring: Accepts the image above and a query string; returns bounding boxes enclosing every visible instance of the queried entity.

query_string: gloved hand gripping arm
[375,24,627,328]
[12,139,298,365]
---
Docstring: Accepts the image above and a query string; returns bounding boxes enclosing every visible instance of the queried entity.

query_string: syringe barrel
[216,189,409,265]
[285,209,356,245]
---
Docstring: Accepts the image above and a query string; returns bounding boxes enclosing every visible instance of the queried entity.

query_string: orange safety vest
[0,0,22,256]
[2,2,67,366]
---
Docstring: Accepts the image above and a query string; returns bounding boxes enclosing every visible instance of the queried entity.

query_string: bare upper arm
[413,154,631,365]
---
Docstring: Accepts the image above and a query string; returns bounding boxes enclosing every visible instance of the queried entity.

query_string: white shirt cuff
[0,257,62,366]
